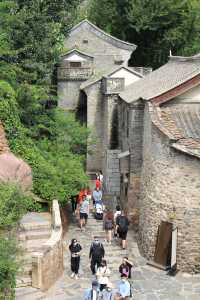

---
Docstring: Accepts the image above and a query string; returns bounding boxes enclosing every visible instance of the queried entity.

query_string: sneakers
[75,274,79,280]
[70,273,75,278]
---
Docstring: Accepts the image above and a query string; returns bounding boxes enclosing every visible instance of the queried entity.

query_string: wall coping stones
[32,200,63,291]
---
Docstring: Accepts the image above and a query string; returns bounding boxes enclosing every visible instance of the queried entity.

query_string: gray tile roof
[69,20,137,51]
[150,103,200,159]
[120,54,200,103]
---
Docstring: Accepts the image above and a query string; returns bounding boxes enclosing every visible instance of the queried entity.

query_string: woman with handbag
[69,238,82,279]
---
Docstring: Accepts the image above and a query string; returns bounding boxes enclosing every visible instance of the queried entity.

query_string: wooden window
[70,61,81,68]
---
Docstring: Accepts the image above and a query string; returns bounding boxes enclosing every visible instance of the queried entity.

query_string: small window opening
[70,61,81,68]
[83,39,88,44]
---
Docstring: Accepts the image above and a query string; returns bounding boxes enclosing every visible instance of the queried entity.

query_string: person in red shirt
[95,178,101,189]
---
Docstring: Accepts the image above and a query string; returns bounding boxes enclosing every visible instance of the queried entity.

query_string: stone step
[25,229,51,240]
[16,276,32,288]
[25,239,47,252]
[15,287,45,300]
[18,262,32,276]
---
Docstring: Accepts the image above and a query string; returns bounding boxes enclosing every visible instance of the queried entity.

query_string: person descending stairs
[44,190,135,300]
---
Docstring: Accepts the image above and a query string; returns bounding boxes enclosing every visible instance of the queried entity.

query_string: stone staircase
[16,212,51,290]
[44,205,137,300]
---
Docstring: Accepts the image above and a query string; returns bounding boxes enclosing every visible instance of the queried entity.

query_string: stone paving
[42,200,200,300]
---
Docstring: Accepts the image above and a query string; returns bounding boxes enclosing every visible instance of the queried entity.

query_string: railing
[57,67,93,80]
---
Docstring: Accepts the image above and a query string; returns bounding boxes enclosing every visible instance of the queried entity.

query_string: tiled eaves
[148,103,200,159]
[172,139,200,159]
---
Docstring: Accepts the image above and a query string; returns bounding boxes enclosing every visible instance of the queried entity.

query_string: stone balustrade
[32,200,63,291]
[57,67,93,80]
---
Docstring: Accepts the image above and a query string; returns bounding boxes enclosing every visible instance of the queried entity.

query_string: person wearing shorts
[79,196,89,231]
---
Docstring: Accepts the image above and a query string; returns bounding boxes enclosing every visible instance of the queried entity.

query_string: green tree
[88,0,200,68]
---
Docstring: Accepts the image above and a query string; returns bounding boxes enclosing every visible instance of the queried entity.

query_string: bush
[0,183,41,229]
[0,237,18,299]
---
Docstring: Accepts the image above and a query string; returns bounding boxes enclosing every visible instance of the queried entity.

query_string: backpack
[95,212,103,220]
[92,242,104,257]
[117,216,128,232]
[105,219,113,230]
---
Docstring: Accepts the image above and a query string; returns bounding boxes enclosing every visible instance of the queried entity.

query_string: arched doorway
[76,90,87,126]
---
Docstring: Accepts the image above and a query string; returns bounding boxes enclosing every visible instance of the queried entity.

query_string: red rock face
[0,123,32,190]
[0,153,32,190]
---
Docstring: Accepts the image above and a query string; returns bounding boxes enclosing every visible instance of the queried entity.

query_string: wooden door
[154,221,172,267]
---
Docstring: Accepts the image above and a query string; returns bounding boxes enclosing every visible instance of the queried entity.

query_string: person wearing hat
[114,274,131,300]
[99,281,115,300]
[84,280,100,300]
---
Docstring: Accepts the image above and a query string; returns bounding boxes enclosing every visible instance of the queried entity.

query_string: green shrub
[0,237,18,300]
[0,183,41,229]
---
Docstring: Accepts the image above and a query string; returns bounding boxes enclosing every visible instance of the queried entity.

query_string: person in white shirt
[96,259,111,291]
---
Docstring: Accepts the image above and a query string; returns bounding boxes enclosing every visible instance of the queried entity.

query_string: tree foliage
[0,0,89,206]
[88,0,200,68]
[0,2,87,295]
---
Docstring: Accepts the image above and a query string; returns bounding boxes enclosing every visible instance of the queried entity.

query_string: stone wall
[103,150,120,196]
[65,26,132,73]
[117,99,144,220]
[58,80,85,110]
[139,104,200,273]
[32,200,64,290]
[85,82,104,172]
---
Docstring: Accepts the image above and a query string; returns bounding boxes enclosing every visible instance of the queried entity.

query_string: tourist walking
[96,259,111,291]
[114,205,121,238]
[92,187,103,205]
[69,239,82,279]
[89,237,105,275]
[99,282,115,300]
[119,257,133,279]
[103,211,114,244]
[71,195,78,215]
[84,280,100,300]
[79,195,90,231]
[116,212,129,250]
[114,274,131,300]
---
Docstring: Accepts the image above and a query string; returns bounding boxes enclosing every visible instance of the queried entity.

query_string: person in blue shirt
[115,274,131,300]
[84,280,100,300]
[99,282,116,300]
[92,187,102,206]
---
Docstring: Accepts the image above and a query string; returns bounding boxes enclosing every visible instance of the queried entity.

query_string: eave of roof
[120,53,200,104]
[69,19,137,51]
[149,103,200,159]
[80,65,143,90]
[61,48,94,59]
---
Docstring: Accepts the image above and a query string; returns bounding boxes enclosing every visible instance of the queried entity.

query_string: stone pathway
[42,202,200,300]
